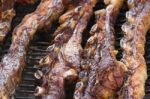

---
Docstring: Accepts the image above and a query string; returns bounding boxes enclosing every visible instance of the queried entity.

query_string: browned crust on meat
[118,1,150,99]
[74,0,126,99]
[35,0,97,99]
[0,0,65,98]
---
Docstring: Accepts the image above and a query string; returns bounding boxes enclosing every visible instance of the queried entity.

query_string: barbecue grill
[0,0,150,99]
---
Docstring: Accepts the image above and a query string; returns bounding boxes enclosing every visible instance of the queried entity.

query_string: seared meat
[118,1,150,99]
[0,0,66,98]
[34,0,97,98]
[0,0,39,44]
[127,0,146,8]
[74,0,126,99]
[0,0,15,43]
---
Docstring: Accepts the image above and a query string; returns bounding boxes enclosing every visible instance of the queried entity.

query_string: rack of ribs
[74,0,127,99]
[0,0,39,44]
[34,0,97,98]
[118,0,150,99]
[127,0,146,8]
[0,0,68,98]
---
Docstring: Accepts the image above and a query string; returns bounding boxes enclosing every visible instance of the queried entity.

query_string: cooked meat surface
[118,1,150,99]
[127,0,146,8]
[34,0,97,98]
[0,0,39,44]
[74,0,126,99]
[0,0,15,43]
[0,0,66,98]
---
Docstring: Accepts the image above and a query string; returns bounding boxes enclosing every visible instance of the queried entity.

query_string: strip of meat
[34,0,97,98]
[74,0,126,99]
[0,0,67,98]
[0,0,15,43]
[118,1,150,99]
[0,0,39,44]
[127,0,146,8]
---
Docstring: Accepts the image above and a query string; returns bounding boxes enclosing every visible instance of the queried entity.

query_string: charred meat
[118,0,150,99]
[0,0,66,98]
[0,0,15,43]
[0,0,39,43]
[74,0,126,99]
[34,0,97,98]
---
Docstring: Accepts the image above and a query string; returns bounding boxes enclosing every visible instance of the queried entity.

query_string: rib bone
[37,0,96,98]
[118,1,150,98]
[74,0,126,99]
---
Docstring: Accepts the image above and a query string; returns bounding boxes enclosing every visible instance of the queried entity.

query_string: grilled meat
[74,0,126,99]
[118,1,150,99]
[0,0,15,43]
[127,0,146,8]
[0,0,40,44]
[34,0,97,98]
[0,0,66,98]
[0,0,39,44]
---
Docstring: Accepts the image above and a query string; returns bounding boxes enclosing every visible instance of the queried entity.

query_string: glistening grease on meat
[0,0,71,98]
[127,0,146,8]
[0,0,15,43]
[74,0,127,99]
[34,0,97,98]
[0,0,40,44]
[118,0,150,99]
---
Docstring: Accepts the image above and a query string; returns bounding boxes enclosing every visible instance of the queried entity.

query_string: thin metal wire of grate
[144,31,150,99]
[14,40,49,99]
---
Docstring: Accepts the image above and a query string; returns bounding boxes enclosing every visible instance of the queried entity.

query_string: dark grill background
[0,0,149,99]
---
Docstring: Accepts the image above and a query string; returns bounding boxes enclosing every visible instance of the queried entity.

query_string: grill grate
[144,31,150,99]
[0,1,150,99]
[14,41,49,99]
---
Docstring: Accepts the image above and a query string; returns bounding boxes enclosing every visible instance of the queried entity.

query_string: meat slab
[74,0,126,99]
[34,0,97,98]
[118,0,150,98]
[0,0,66,98]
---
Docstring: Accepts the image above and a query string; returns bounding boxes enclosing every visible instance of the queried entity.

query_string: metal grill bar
[144,31,150,99]
[14,41,49,99]
[115,6,127,60]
